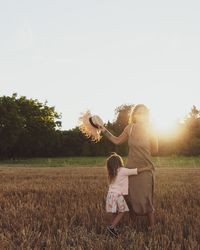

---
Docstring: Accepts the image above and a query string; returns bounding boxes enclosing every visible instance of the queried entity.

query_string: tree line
[0,94,199,159]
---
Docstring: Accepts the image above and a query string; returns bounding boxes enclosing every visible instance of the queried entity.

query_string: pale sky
[1,0,200,131]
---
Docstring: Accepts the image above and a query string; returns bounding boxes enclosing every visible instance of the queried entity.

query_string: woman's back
[126,123,154,169]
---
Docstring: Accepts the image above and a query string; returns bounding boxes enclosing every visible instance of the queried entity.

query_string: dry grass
[0,166,199,249]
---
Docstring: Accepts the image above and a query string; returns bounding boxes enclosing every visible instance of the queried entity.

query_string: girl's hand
[137,166,153,173]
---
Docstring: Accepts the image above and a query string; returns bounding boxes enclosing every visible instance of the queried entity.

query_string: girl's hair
[106,152,124,184]
[129,104,150,124]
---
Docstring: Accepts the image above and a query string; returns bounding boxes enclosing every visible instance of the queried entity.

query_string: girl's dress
[106,167,137,213]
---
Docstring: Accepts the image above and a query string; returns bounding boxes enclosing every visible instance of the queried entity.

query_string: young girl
[106,152,151,237]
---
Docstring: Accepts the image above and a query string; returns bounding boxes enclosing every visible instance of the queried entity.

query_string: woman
[100,104,158,230]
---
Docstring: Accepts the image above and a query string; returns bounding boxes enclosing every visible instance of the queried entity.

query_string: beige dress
[125,123,155,215]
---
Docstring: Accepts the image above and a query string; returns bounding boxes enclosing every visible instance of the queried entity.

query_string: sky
[1,0,200,131]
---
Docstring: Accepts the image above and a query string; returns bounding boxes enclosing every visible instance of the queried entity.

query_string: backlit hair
[129,104,150,124]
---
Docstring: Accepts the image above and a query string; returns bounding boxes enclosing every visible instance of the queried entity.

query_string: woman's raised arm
[100,125,130,145]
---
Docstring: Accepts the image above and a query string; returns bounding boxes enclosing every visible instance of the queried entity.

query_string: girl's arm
[137,166,152,173]
[120,168,138,176]
[121,166,152,176]
[100,125,129,145]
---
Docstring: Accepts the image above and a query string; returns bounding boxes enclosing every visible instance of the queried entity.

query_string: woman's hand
[96,124,104,130]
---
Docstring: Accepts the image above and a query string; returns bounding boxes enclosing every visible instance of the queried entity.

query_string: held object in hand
[78,110,104,142]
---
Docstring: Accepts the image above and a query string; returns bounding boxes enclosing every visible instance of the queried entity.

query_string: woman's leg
[147,212,155,229]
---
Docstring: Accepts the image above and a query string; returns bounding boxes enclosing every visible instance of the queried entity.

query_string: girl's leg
[147,212,155,229]
[108,213,116,225]
[111,212,126,227]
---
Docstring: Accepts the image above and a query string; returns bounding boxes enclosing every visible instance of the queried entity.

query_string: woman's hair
[129,104,150,124]
[106,152,124,184]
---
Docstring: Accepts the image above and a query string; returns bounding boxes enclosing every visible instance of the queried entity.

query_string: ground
[0,164,199,249]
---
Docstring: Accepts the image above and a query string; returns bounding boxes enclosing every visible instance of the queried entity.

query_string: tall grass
[0,166,199,249]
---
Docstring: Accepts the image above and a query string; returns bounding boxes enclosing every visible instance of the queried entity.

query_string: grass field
[1,155,200,168]
[0,157,200,249]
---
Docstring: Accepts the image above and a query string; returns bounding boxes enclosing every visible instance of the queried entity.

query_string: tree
[0,93,61,158]
[0,94,24,157]
[180,105,200,155]
[113,104,134,133]
[112,104,134,155]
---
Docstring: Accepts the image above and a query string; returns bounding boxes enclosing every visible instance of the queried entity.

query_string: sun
[150,110,179,137]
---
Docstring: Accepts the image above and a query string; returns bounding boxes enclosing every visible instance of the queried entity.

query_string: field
[1,155,200,168]
[0,157,200,249]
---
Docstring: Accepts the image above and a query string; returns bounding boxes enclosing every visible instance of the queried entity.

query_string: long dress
[125,123,155,215]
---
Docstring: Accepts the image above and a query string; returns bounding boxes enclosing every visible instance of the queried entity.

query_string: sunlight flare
[151,109,179,136]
